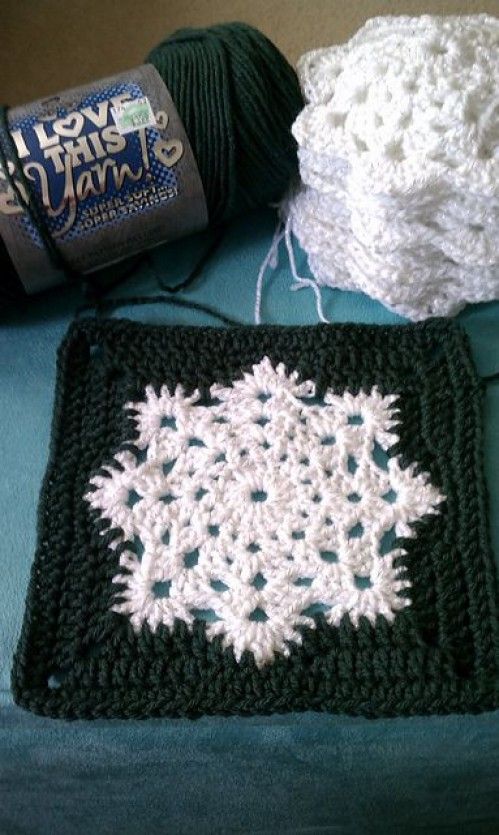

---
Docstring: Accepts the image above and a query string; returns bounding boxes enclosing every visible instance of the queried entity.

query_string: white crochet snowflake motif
[85,357,444,667]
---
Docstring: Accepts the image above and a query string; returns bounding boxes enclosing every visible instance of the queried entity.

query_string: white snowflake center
[85,357,444,666]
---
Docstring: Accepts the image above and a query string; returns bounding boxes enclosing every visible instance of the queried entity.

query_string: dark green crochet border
[12,319,499,719]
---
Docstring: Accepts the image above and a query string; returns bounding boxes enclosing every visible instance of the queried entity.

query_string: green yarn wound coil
[147,22,303,224]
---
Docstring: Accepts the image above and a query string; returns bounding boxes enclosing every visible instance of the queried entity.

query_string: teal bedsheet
[1,210,498,834]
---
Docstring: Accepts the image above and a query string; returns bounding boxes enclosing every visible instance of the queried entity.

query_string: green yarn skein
[147,22,303,224]
[0,22,303,307]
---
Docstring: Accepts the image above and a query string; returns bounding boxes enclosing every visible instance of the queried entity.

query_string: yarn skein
[148,22,303,224]
[0,22,303,305]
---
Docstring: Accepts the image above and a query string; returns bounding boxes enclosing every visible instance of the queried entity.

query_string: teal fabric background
[1,210,499,833]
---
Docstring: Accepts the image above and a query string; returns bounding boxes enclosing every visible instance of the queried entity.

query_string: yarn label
[0,65,208,293]
[111,97,157,135]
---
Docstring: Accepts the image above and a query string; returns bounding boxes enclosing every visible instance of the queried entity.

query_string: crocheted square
[12,319,498,718]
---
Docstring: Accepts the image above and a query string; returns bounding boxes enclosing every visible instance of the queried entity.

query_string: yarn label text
[0,65,208,293]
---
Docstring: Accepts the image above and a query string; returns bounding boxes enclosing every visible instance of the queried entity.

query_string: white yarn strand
[254,215,329,324]
[283,216,329,323]
[254,220,284,324]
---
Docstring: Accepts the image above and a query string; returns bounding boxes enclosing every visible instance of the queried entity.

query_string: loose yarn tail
[254,219,285,324]
[254,215,328,325]
[284,216,328,324]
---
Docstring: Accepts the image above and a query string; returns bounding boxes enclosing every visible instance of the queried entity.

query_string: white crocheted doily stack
[286,15,499,320]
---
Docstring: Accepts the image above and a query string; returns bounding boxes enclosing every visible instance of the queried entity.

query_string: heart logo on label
[53,113,85,138]
[154,138,184,169]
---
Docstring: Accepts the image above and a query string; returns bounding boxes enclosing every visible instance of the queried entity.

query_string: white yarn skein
[281,14,499,321]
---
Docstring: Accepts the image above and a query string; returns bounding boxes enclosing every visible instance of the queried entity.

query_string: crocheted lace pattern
[86,360,442,667]
[12,319,498,718]
[286,15,499,320]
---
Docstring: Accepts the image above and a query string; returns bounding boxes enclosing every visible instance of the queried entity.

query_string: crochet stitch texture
[85,361,442,667]
[12,319,498,718]
[286,15,499,320]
